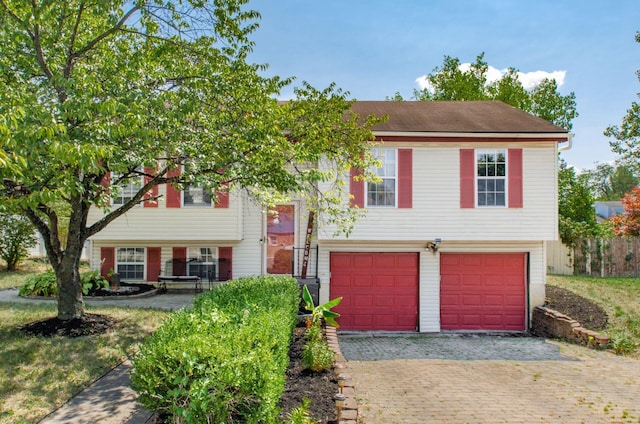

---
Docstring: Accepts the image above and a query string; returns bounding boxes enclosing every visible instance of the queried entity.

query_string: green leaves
[411,52,578,130]
[302,284,342,328]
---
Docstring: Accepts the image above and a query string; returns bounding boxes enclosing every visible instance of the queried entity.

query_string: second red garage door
[440,253,527,331]
[330,252,418,331]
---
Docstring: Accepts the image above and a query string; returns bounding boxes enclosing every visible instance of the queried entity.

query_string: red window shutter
[397,149,413,208]
[508,148,523,208]
[100,172,111,192]
[100,247,115,280]
[460,149,475,208]
[215,182,229,208]
[349,168,365,208]
[143,167,159,208]
[218,247,232,281]
[166,168,181,208]
[172,247,187,275]
[146,247,161,281]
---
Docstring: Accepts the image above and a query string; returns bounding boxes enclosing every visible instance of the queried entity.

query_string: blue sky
[248,0,639,171]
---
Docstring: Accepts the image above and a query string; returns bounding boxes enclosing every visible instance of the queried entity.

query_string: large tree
[394,53,588,243]
[400,53,579,130]
[557,159,599,247]
[610,186,640,236]
[606,32,640,171]
[584,161,639,201]
[0,0,378,320]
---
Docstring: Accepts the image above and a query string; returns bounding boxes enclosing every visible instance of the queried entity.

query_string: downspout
[558,134,573,152]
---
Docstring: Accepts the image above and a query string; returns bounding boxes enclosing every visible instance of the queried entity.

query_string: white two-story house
[87,100,569,332]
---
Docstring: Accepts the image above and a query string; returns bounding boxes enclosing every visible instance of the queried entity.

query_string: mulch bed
[19,315,339,423]
[279,326,338,423]
[545,285,608,330]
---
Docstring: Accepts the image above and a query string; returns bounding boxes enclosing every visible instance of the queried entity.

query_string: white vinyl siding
[87,185,243,241]
[319,142,558,242]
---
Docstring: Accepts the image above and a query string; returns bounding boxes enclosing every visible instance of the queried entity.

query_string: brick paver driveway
[339,334,640,424]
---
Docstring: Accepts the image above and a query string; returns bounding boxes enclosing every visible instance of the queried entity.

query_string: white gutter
[373,131,570,140]
[558,133,574,151]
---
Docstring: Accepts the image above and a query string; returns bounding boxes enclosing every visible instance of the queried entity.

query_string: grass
[0,303,169,423]
[0,261,170,423]
[0,258,52,290]
[547,275,640,359]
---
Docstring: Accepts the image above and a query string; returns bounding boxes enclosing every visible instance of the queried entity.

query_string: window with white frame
[182,163,212,207]
[476,150,506,207]
[183,186,212,206]
[186,247,217,279]
[116,247,145,280]
[366,148,397,207]
[112,172,143,206]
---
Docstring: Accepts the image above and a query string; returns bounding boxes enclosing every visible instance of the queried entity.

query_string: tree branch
[73,5,139,58]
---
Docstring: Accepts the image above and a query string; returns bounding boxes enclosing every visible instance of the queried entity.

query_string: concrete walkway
[0,288,198,424]
[340,334,640,424]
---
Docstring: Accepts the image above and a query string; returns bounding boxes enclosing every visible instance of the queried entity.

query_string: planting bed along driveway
[340,334,640,423]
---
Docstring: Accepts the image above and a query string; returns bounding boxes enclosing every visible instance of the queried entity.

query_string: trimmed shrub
[131,276,300,423]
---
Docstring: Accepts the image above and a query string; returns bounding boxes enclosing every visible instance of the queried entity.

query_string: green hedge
[131,276,300,423]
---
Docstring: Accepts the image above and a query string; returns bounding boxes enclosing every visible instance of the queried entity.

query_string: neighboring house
[595,201,624,223]
[87,100,569,333]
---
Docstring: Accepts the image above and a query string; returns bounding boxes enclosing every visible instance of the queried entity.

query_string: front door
[266,205,296,274]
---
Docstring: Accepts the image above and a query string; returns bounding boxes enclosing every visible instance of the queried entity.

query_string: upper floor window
[183,186,212,207]
[476,150,506,207]
[112,172,143,206]
[367,148,397,207]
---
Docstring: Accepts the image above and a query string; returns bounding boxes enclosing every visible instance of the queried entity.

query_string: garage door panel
[441,253,526,331]
[352,254,374,269]
[353,295,373,307]
[376,296,394,307]
[331,252,418,331]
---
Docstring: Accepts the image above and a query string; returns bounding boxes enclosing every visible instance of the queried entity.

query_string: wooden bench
[157,275,203,292]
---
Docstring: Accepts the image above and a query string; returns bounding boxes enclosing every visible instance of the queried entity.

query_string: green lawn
[547,275,640,358]
[0,303,169,423]
[0,259,52,290]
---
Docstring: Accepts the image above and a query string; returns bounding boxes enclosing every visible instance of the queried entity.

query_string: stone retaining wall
[325,326,358,424]
[531,306,609,349]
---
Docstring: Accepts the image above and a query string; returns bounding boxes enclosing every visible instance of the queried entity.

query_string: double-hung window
[112,171,143,206]
[186,247,217,279]
[182,163,212,207]
[476,150,506,207]
[366,148,397,207]
[116,247,145,280]
[183,186,212,206]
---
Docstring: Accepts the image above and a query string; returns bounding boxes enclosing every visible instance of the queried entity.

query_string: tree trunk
[56,250,84,320]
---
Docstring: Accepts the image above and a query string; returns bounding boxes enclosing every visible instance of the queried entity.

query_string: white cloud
[415,65,566,92]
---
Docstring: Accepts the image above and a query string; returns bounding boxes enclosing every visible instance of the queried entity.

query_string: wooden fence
[548,237,640,277]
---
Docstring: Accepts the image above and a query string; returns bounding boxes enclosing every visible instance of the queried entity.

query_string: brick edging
[325,326,358,424]
[531,306,610,349]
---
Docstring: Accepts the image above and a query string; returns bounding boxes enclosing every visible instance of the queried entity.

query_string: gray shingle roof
[350,101,568,134]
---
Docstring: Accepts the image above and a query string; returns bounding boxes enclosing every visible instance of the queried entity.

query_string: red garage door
[440,253,526,331]
[330,252,418,331]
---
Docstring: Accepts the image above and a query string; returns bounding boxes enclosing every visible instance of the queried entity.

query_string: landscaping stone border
[531,305,609,349]
[325,326,358,424]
